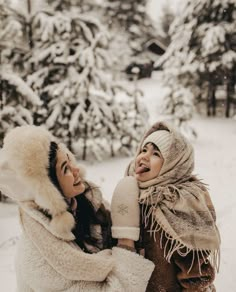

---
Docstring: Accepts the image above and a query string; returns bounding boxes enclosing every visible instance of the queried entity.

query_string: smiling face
[55,147,85,198]
[135,143,164,182]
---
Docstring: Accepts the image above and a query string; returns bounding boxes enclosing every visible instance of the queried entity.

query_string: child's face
[135,143,164,182]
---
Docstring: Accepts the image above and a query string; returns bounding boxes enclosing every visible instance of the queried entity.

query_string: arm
[20,209,113,282]
[109,246,154,292]
[109,176,154,291]
[20,206,154,292]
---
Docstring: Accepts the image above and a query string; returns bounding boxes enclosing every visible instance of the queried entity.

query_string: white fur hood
[0,126,79,240]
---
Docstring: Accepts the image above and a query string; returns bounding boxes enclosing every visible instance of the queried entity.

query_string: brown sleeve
[173,251,215,291]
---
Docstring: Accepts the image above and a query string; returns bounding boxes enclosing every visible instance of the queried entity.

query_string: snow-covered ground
[1,75,236,291]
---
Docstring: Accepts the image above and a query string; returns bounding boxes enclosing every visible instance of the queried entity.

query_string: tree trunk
[207,82,216,116]
[82,124,87,160]
[226,79,235,118]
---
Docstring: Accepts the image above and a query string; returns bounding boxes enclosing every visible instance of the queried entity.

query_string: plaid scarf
[126,121,221,271]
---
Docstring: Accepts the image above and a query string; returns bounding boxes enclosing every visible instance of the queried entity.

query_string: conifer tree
[158,0,236,137]
[0,2,29,73]
[104,0,156,69]
[27,3,147,160]
[0,2,41,146]
[0,0,147,160]
[0,72,41,146]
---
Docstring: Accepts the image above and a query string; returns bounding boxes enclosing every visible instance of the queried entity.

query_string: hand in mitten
[111,176,140,241]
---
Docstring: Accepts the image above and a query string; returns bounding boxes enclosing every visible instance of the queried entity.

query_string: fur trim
[3,126,76,237]
[112,226,140,241]
[34,180,68,217]
[50,212,75,239]
[0,155,32,201]
[19,202,75,241]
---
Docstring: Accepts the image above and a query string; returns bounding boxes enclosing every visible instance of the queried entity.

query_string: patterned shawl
[126,121,221,271]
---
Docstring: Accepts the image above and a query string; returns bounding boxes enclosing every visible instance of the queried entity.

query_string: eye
[153,152,160,157]
[141,148,147,153]
[64,166,68,174]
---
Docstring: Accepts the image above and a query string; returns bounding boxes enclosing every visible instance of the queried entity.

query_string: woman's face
[135,143,164,182]
[56,147,85,198]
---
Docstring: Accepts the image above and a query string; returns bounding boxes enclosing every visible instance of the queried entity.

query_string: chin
[136,173,153,182]
[135,174,145,182]
[77,183,86,194]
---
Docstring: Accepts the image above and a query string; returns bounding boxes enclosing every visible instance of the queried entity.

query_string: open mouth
[136,164,150,174]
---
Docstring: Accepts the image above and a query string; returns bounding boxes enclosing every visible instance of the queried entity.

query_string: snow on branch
[1,72,41,106]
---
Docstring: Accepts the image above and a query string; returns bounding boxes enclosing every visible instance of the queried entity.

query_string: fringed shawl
[126,121,221,272]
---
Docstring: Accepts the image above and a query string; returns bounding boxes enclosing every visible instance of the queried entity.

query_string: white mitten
[111,176,140,241]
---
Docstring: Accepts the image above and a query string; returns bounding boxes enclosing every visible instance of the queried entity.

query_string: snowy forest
[0,0,236,291]
[0,0,235,158]
[0,0,156,160]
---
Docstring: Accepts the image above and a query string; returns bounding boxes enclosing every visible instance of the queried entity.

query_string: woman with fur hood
[126,121,221,292]
[0,125,154,292]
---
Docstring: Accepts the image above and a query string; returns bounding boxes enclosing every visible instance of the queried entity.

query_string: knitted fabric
[141,130,171,160]
[126,121,221,272]
[111,177,140,241]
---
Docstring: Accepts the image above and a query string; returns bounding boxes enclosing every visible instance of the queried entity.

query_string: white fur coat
[15,202,154,292]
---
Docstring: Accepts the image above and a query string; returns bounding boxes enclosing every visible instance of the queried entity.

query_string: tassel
[188,250,195,274]
[196,250,202,275]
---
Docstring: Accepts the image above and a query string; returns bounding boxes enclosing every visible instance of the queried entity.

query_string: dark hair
[143,142,160,153]
[48,141,63,195]
[48,142,112,253]
[73,185,113,253]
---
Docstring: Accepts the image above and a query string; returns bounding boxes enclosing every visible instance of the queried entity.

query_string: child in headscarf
[126,121,221,292]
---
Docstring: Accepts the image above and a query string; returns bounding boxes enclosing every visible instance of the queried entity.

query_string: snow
[1,75,236,291]
[1,72,42,106]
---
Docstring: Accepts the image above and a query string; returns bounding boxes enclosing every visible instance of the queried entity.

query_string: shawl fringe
[140,200,220,274]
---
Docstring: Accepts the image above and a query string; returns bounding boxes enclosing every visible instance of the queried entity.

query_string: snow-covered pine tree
[27,4,146,160]
[157,0,236,137]
[104,0,157,70]
[0,72,41,146]
[0,2,29,73]
[0,1,41,147]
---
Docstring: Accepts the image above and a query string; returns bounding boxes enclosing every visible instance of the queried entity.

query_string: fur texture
[16,202,155,291]
[2,125,75,238]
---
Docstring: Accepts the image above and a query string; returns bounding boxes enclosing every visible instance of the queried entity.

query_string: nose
[142,151,150,160]
[72,165,80,177]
